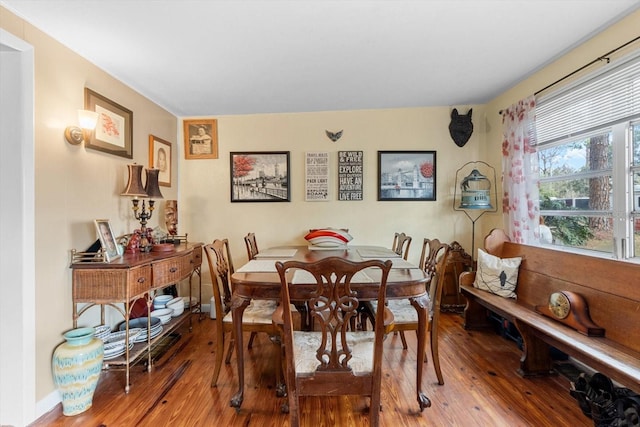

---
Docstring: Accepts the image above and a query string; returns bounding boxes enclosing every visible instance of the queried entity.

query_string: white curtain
[501,96,540,243]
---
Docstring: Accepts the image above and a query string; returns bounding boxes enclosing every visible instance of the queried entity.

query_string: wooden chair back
[392,232,412,260]
[275,257,392,427]
[244,232,259,260]
[204,239,234,316]
[418,238,448,284]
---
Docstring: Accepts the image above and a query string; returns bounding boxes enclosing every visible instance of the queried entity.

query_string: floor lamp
[453,161,497,261]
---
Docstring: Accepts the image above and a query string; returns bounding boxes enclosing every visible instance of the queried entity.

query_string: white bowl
[150,308,173,324]
[166,298,185,317]
[153,294,173,308]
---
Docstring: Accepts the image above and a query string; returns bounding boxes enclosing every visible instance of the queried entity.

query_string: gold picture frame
[84,88,133,158]
[149,135,172,187]
[183,119,218,159]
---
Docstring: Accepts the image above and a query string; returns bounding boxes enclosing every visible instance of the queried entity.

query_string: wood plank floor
[31,312,592,426]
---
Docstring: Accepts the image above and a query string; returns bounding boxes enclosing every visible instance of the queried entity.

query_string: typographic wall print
[305,152,330,201]
[338,151,363,201]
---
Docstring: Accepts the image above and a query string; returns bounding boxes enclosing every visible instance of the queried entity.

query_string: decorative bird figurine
[326,130,343,142]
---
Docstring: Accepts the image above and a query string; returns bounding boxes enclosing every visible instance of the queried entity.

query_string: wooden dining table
[229,245,432,411]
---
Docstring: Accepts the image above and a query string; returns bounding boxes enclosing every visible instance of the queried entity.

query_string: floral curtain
[501,96,540,243]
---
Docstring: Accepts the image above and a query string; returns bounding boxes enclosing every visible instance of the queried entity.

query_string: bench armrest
[459,271,476,287]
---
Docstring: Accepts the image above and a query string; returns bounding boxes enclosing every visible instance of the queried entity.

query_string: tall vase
[52,327,104,416]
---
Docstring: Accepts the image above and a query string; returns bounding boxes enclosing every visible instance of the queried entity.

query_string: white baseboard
[34,389,60,423]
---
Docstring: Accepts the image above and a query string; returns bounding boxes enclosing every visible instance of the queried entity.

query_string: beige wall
[2,3,639,423]
[0,7,178,405]
[180,106,486,299]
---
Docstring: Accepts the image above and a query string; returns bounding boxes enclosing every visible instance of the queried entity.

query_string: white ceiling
[2,0,639,116]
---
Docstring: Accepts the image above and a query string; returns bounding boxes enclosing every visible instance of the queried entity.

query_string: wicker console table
[70,242,202,392]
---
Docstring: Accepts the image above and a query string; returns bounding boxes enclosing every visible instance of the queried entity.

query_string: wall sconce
[64,109,99,145]
[121,164,164,252]
[453,161,497,260]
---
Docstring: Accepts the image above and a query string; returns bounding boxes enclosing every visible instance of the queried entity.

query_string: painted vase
[52,327,104,416]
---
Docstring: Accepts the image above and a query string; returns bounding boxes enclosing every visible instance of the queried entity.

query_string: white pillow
[473,249,522,298]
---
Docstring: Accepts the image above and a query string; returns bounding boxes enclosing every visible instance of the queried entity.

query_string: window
[535,51,640,259]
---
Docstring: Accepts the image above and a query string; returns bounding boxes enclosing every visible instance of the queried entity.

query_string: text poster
[305,151,329,201]
[338,151,363,201]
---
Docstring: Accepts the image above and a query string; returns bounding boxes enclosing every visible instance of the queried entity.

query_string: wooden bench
[459,229,640,393]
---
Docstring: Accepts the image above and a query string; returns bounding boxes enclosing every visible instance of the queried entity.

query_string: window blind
[536,51,640,145]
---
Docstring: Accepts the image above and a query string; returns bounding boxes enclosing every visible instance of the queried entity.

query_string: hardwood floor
[31,311,591,426]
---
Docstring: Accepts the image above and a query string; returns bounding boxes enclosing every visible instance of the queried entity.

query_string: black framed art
[377,151,436,201]
[230,151,290,202]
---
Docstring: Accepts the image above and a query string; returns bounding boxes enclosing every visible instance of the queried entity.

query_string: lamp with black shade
[121,164,163,252]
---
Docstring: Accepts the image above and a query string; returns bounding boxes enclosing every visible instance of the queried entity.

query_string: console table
[70,242,202,392]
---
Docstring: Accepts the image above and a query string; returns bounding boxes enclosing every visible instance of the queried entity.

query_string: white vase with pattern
[52,327,104,416]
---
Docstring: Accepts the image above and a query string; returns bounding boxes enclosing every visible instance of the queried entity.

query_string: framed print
[183,119,218,159]
[94,219,121,262]
[84,88,133,158]
[149,135,172,187]
[230,151,290,202]
[338,151,363,201]
[378,151,436,201]
[305,151,329,201]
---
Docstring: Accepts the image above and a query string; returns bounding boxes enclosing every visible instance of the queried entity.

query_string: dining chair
[244,232,259,260]
[391,232,412,260]
[366,239,450,385]
[204,239,281,388]
[274,257,393,427]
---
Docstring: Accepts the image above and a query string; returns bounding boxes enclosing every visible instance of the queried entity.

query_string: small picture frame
[149,135,172,187]
[94,219,121,262]
[230,151,290,202]
[378,151,437,201]
[84,88,133,159]
[183,119,218,159]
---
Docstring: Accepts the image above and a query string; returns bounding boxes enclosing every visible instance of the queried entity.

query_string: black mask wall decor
[449,108,473,147]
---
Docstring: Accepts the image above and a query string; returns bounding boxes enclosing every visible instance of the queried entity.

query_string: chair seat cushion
[293,331,376,374]
[370,299,433,323]
[222,299,278,324]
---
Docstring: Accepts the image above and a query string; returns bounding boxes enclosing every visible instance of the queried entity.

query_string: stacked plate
[93,325,112,341]
[119,317,163,343]
[102,328,141,360]
[150,308,173,325]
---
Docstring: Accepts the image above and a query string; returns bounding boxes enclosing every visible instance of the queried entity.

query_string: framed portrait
[183,119,218,159]
[84,88,133,158]
[377,151,437,201]
[149,135,172,187]
[230,151,290,202]
[94,219,121,262]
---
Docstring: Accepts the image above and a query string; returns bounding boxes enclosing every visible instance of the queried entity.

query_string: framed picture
[94,219,121,262]
[377,151,437,201]
[149,135,172,187]
[84,88,133,158]
[230,151,290,202]
[183,119,218,159]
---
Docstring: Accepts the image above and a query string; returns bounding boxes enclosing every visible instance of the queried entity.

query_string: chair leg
[399,330,408,349]
[248,331,257,348]
[225,337,235,364]
[430,324,444,385]
[211,330,225,387]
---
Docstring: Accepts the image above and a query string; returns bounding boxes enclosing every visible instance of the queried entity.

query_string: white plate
[103,342,134,360]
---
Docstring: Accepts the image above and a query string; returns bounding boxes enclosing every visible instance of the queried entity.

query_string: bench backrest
[486,231,640,354]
